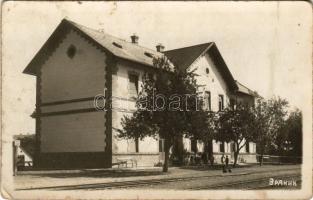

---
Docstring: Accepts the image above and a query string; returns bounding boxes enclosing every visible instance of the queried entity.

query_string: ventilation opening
[112,42,122,48]
[144,52,153,58]
[67,45,76,59]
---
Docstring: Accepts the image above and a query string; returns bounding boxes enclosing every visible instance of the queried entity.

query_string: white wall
[189,53,231,153]
[183,137,191,152]
[213,140,220,153]
[111,60,159,154]
[189,53,230,111]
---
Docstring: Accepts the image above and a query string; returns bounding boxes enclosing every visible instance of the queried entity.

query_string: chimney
[156,43,165,52]
[130,34,139,44]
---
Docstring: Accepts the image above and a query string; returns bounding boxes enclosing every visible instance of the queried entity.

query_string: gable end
[23,19,112,75]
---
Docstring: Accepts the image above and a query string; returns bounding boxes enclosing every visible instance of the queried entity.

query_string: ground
[14,164,301,191]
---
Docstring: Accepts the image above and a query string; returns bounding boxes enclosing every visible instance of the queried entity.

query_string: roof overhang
[23,19,74,75]
[23,19,162,76]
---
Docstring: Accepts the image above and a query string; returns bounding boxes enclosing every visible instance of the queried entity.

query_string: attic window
[67,45,76,59]
[144,52,153,58]
[112,42,122,48]
[206,68,210,74]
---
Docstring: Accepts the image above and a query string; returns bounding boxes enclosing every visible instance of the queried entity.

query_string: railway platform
[14,164,301,190]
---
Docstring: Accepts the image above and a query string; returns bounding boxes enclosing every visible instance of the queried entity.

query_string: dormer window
[144,52,153,58]
[112,42,122,48]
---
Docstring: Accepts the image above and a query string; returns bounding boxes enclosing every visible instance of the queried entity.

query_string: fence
[256,154,302,164]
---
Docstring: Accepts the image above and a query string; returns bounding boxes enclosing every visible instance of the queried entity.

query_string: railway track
[18,167,300,190]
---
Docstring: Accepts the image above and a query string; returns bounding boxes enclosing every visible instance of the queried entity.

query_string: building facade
[24,19,257,168]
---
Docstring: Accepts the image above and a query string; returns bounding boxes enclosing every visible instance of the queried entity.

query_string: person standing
[225,156,231,172]
[210,155,214,166]
[225,155,229,171]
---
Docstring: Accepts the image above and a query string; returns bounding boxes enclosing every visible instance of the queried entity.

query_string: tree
[187,110,215,151]
[214,104,255,167]
[118,57,211,172]
[283,109,302,158]
[252,97,288,165]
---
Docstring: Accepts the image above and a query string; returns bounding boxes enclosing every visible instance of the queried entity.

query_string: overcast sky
[2,1,312,136]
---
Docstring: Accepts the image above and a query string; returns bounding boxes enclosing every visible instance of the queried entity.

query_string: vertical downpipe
[104,53,115,168]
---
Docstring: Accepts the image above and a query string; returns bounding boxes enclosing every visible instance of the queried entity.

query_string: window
[245,142,250,153]
[191,139,198,153]
[129,73,139,98]
[218,95,224,111]
[219,142,225,153]
[206,91,211,111]
[135,138,139,153]
[159,138,165,152]
[230,142,236,152]
[230,98,235,109]
[205,68,210,74]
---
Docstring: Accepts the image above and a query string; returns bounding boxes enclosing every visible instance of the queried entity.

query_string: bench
[112,160,127,168]
[116,157,137,168]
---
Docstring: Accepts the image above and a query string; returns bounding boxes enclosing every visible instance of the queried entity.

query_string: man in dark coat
[225,155,229,167]
[225,155,231,172]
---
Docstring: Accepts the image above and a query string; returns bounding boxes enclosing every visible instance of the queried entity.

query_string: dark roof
[165,43,238,91]
[23,18,238,92]
[69,20,163,66]
[164,43,213,70]
[236,80,258,97]
[23,19,163,75]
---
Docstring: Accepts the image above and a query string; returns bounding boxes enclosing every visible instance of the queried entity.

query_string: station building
[24,19,257,168]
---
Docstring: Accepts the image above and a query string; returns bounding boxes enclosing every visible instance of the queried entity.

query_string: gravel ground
[14,164,301,191]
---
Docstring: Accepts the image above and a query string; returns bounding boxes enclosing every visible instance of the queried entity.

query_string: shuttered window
[206,91,211,111]
[219,142,225,153]
[191,139,198,153]
[159,138,165,152]
[246,142,250,153]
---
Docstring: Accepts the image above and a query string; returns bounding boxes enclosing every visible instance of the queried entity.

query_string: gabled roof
[164,43,213,70]
[23,19,163,75]
[235,80,258,97]
[23,18,239,93]
[164,43,238,91]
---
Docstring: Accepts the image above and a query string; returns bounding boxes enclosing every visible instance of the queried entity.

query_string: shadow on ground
[26,168,166,179]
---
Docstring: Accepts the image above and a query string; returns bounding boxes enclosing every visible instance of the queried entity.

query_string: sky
[2,1,312,136]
